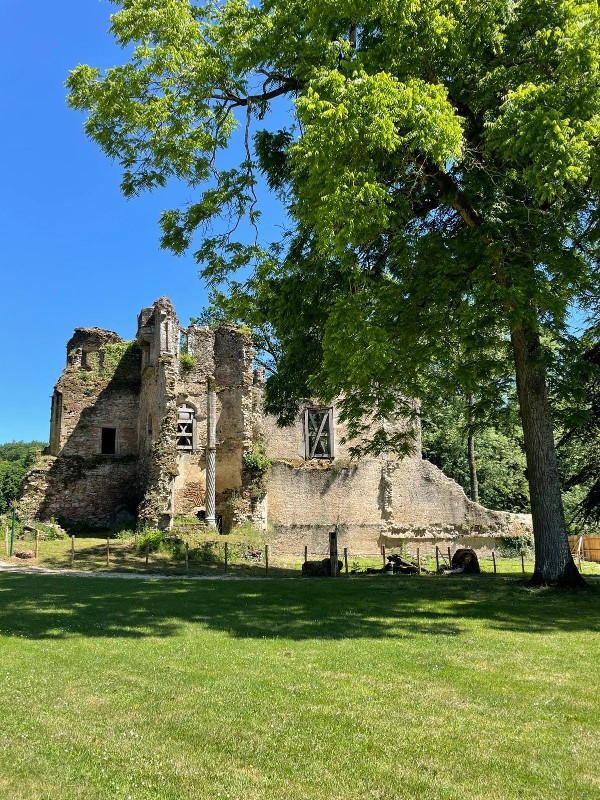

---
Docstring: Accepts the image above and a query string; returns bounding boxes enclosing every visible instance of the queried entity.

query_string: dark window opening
[101,427,117,455]
[304,408,334,459]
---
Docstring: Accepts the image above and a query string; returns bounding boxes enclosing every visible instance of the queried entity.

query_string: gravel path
[0,561,258,580]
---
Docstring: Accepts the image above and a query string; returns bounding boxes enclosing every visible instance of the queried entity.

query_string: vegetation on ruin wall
[65,341,141,392]
[1,574,599,800]
[0,441,46,515]
[242,443,271,497]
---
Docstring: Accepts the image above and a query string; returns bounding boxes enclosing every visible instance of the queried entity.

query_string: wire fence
[3,527,600,577]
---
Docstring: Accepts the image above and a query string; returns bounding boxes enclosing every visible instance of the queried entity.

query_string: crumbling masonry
[21,297,532,555]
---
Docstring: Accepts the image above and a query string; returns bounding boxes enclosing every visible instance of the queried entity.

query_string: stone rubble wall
[23,330,143,528]
[19,455,139,528]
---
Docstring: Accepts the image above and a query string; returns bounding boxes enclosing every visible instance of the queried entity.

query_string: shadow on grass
[0,572,598,642]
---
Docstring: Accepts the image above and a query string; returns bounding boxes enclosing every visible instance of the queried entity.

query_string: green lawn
[0,573,598,799]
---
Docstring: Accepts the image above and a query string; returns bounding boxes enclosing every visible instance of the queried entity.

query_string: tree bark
[510,319,586,587]
[466,395,479,503]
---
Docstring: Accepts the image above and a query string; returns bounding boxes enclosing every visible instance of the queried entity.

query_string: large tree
[67,0,600,585]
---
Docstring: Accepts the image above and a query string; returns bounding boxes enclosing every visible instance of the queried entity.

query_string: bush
[136,529,166,554]
[242,444,271,496]
[499,533,534,558]
[179,352,196,371]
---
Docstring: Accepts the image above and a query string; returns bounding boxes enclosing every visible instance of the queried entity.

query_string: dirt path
[0,561,263,580]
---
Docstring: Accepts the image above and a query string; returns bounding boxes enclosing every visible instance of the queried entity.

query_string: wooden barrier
[582,537,600,563]
[569,535,600,563]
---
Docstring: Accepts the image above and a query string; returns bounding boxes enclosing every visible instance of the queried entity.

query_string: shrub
[136,529,166,554]
[499,533,534,558]
[179,352,196,371]
[242,444,271,496]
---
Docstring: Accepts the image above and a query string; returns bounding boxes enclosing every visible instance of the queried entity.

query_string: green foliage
[242,443,271,497]
[135,529,166,554]
[179,351,196,371]
[552,330,600,532]
[499,534,535,559]
[0,441,46,515]
[422,394,530,513]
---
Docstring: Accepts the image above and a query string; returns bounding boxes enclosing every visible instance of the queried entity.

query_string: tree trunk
[510,319,585,587]
[466,395,479,503]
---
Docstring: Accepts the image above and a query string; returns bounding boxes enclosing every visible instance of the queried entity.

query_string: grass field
[0,572,599,799]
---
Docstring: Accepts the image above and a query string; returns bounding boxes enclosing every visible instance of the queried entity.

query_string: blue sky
[0,0,284,443]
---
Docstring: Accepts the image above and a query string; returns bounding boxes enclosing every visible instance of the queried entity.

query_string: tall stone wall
[172,326,214,517]
[136,298,180,528]
[265,456,532,555]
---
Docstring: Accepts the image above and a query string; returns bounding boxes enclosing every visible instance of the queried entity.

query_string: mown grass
[0,572,598,799]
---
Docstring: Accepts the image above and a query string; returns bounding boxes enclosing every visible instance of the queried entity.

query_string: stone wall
[265,451,532,555]
[136,298,180,528]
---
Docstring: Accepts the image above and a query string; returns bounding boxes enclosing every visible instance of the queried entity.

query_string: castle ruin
[21,297,532,555]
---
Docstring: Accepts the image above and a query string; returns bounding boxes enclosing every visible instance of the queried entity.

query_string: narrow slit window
[177,404,195,450]
[304,408,334,459]
[101,427,117,455]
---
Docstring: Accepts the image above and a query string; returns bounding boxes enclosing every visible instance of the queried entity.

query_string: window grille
[177,404,195,450]
[304,407,334,459]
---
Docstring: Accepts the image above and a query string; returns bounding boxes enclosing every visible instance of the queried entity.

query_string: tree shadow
[0,573,598,642]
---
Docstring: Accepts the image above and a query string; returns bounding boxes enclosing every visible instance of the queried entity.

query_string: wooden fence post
[329,529,339,577]
[381,544,386,569]
[417,547,421,575]
[145,543,149,567]
[265,544,269,575]
[492,550,497,574]
[447,546,452,567]
[185,542,189,575]
[344,547,349,576]
[304,545,308,564]
[521,550,525,574]
[71,535,75,567]
[35,531,39,560]
[435,546,440,573]
[224,541,228,573]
